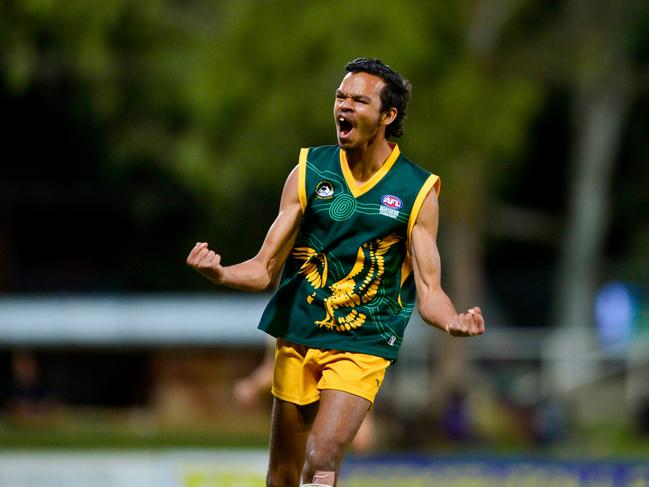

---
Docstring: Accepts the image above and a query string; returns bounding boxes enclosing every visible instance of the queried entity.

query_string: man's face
[334,72,388,150]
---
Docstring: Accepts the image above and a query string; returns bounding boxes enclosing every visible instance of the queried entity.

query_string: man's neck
[344,138,394,185]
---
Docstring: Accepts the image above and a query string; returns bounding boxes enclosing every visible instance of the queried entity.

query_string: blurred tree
[0,0,538,259]
[543,0,647,393]
[395,0,544,394]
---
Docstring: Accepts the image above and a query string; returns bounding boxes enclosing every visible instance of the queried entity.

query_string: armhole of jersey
[407,174,441,247]
[298,148,309,212]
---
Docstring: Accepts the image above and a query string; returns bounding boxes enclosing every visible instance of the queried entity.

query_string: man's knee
[304,443,342,475]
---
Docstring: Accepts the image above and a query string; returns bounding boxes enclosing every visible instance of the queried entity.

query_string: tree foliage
[1,0,647,294]
[1,0,538,231]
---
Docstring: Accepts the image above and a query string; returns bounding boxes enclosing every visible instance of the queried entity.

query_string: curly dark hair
[344,58,412,139]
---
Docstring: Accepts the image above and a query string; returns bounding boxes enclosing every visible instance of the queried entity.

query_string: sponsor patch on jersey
[315,180,334,199]
[381,194,403,209]
[380,194,401,219]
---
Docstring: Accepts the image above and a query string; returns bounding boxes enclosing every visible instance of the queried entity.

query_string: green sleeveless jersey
[258,144,440,360]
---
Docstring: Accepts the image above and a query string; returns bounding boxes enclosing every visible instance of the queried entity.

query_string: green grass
[0,409,269,450]
[0,428,268,450]
[2,409,649,460]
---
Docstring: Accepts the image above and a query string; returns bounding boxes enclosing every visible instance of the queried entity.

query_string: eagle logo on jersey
[292,234,401,332]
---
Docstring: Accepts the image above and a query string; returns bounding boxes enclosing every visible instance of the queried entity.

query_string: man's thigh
[308,389,370,450]
[301,389,371,483]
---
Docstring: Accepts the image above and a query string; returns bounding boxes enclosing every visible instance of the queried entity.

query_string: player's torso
[300,145,413,260]
[260,144,437,359]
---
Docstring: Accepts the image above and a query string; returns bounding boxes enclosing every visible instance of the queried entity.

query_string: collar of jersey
[339,143,400,198]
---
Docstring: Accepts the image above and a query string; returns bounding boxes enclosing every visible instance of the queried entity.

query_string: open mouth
[337,116,354,138]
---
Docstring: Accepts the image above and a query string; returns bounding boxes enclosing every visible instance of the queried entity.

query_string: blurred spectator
[233,340,276,408]
[441,389,473,442]
[6,351,56,422]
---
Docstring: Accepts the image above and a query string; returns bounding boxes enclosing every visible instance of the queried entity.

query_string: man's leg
[267,397,317,487]
[302,389,370,486]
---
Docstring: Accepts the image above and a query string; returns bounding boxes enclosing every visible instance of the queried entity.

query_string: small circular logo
[329,194,356,221]
[315,180,334,199]
[381,194,403,209]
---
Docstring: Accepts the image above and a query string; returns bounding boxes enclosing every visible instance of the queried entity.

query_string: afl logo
[315,180,334,199]
[381,194,403,209]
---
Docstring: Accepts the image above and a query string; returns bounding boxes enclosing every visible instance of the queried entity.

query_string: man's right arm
[411,189,485,337]
[186,165,303,292]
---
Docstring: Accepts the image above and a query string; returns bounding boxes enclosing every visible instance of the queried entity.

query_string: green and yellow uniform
[258,143,439,361]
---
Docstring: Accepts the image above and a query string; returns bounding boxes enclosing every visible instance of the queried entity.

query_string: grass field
[3,411,649,457]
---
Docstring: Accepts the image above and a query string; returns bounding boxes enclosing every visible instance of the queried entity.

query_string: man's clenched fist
[445,307,485,337]
[186,242,225,284]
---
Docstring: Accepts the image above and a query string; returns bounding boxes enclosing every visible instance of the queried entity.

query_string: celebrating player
[187,58,485,487]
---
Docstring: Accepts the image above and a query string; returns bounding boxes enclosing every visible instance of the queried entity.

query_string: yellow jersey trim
[339,144,401,198]
[407,173,441,245]
[298,148,308,211]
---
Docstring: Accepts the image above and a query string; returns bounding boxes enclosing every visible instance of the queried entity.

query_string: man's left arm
[410,190,485,337]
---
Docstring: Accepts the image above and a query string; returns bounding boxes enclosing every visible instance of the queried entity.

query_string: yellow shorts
[271,339,391,406]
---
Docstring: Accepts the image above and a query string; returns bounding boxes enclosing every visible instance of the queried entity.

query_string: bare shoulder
[279,164,301,208]
[413,186,440,233]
